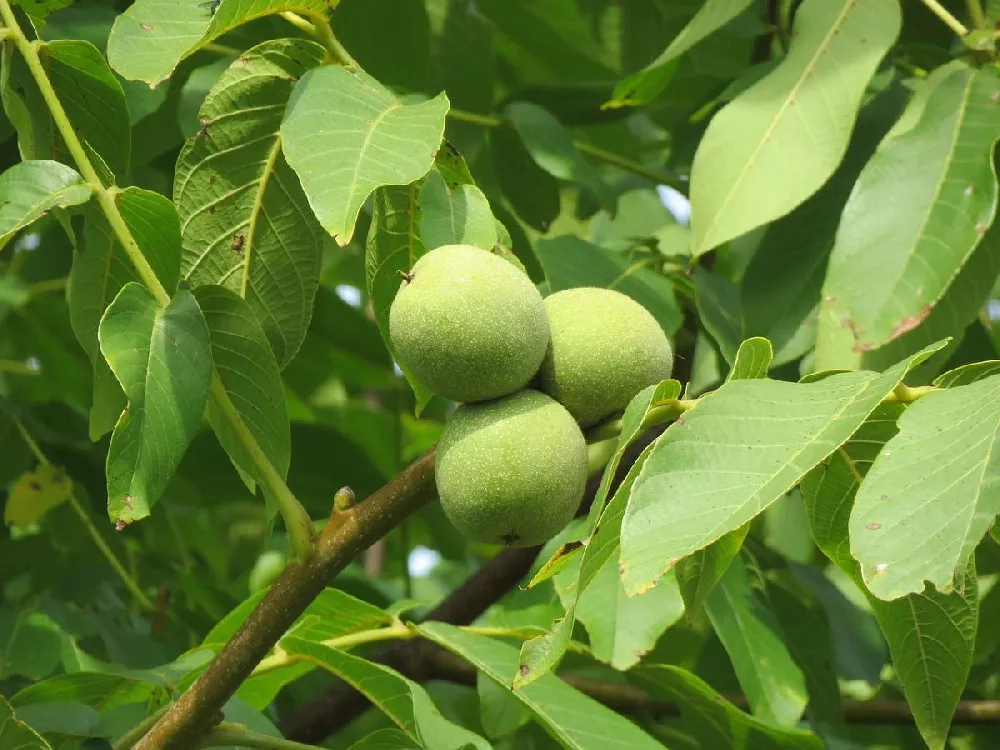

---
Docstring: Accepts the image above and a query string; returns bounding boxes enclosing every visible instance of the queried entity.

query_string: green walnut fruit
[436,389,587,547]
[538,287,673,427]
[389,244,549,403]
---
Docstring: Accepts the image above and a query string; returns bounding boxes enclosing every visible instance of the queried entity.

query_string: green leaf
[801,405,978,750]
[557,551,684,670]
[857,206,1000,376]
[689,0,901,255]
[675,525,750,615]
[418,169,497,250]
[419,623,664,750]
[505,102,614,212]
[516,437,662,688]
[98,284,213,524]
[934,360,1000,387]
[850,375,1000,599]
[12,701,103,739]
[194,285,290,498]
[489,128,560,232]
[0,695,50,750]
[823,64,1000,351]
[742,85,908,368]
[610,0,754,108]
[478,672,531,739]
[3,462,73,528]
[0,607,62,681]
[693,268,742,365]
[174,39,326,368]
[620,342,945,596]
[11,671,160,710]
[190,587,392,707]
[2,40,130,180]
[107,0,337,86]
[0,160,89,246]
[674,341,768,611]
[281,66,449,245]
[726,337,773,381]
[530,380,682,590]
[365,185,435,412]
[280,636,490,750]
[348,729,422,750]
[704,556,808,726]
[638,665,822,749]
[535,236,682,336]
[68,193,181,441]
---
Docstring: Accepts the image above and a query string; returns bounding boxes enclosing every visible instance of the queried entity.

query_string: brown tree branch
[133,452,437,750]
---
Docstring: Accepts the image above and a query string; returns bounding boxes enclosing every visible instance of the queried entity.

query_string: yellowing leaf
[4,464,72,528]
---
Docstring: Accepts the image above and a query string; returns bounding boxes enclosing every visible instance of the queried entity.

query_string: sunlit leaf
[282,66,449,245]
[823,64,1000,351]
[851,375,1000,599]
[107,0,338,86]
[418,169,497,250]
[689,0,901,255]
[620,342,945,596]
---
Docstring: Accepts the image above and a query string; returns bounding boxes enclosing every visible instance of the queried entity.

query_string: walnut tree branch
[132,453,437,750]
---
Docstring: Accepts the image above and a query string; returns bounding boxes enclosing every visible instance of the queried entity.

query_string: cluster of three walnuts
[390,245,673,548]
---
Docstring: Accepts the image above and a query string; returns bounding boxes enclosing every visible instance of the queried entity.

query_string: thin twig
[446,107,686,192]
[966,0,988,29]
[919,0,971,36]
[13,420,155,611]
[281,10,356,67]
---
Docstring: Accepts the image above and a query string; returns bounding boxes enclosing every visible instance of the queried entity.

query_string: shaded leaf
[535,236,681,336]
[490,127,560,232]
[98,284,212,524]
[505,102,613,212]
[704,556,808,726]
[676,525,749,615]
[68,193,181,441]
[420,623,664,750]
[689,0,901,255]
[851,375,1000,599]
[175,38,326,368]
[823,64,1000,351]
[281,636,490,749]
[0,695,50,750]
[365,185,434,411]
[637,665,823,749]
[0,160,90,248]
[194,285,290,498]
[281,66,449,245]
[693,268,741,365]
[418,169,497,250]
[620,342,945,596]
[611,0,754,107]
[2,40,129,180]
